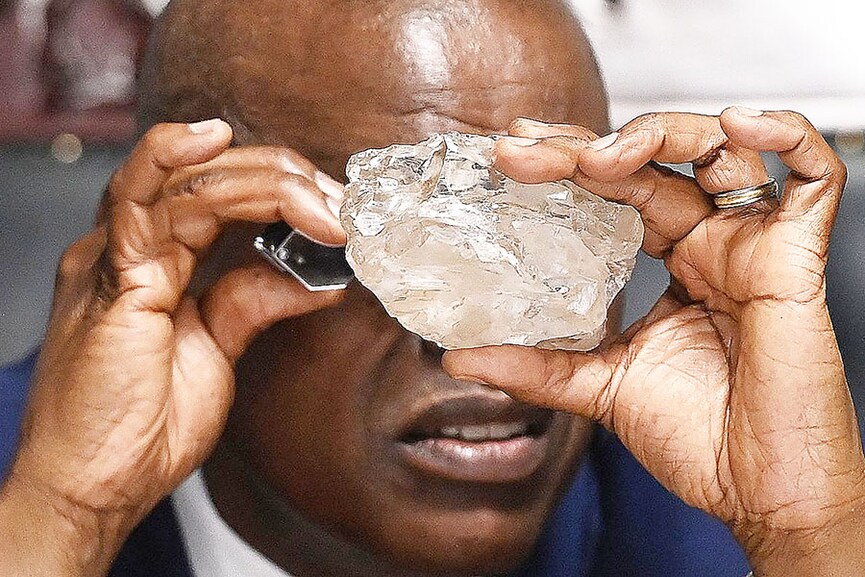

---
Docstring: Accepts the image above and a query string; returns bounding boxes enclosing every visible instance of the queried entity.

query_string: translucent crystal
[342,133,644,350]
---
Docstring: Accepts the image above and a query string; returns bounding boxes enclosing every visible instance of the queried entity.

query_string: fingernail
[733,106,764,117]
[315,173,345,199]
[587,131,619,150]
[326,195,343,220]
[188,118,225,134]
[500,136,540,147]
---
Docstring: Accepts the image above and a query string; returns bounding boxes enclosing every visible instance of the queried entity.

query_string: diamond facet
[342,133,644,350]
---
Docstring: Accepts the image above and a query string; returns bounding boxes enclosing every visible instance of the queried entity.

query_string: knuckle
[508,117,550,136]
[179,171,221,199]
[830,157,848,188]
[508,117,532,133]
[141,122,178,149]
[546,134,581,152]
[139,123,169,152]
[565,124,598,140]
[259,146,314,176]
[783,110,813,131]
[106,169,124,202]
[543,136,583,168]
[629,112,663,135]
[56,229,105,283]
[629,113,670,147]
[57,242,86,280]
[632,111,660,126]
[835,158,848,181]
[288,153,317,177]
[276,172,309,197]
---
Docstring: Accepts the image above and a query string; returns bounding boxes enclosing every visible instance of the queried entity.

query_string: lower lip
[398,434,550,483]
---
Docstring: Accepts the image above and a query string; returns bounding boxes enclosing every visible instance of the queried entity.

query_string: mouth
[396,395,555,484]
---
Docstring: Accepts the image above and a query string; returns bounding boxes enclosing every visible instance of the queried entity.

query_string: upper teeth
[438,422,529,442]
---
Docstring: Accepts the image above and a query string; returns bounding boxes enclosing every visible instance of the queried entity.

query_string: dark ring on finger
[712,178,779,209]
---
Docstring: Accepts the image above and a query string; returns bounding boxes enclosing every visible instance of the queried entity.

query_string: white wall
[570,0,865,131]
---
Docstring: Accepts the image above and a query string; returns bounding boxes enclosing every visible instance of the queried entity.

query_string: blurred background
[1,0,863,422]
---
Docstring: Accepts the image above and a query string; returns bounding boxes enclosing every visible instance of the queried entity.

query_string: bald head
[140,0,607,177]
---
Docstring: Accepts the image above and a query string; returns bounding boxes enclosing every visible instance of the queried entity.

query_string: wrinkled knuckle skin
[632,112,660,129]
[179,171,220,199]
[106,167,128,203]
[784,110,813,131]
[140,123,168,153]
[508,117,533,133]
[92,250,120,305]
[508,117,550,136]
[831,158,848,188]
[544,135,582,156]
[631,113,669,147]
[56,240,88,285]
[277,173,309,197]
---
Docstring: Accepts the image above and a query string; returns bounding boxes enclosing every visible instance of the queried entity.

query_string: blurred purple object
[0,0,152,143]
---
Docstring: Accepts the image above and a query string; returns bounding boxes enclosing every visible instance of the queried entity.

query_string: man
[1,0,864,576]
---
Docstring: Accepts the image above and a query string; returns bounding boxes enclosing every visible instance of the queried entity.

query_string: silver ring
[713,178,779,209]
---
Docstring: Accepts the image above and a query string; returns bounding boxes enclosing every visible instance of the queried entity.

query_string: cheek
[228,285,403,495]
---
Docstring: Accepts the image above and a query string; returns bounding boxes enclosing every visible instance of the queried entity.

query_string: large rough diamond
[341,133,644,350]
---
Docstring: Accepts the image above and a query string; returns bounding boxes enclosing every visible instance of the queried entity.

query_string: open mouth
[396,396,555,483]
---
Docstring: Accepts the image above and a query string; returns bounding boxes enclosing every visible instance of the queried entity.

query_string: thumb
[442,345,617,425]
[200,261,345,362]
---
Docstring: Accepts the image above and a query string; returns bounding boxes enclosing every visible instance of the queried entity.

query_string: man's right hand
[0,119,346,575]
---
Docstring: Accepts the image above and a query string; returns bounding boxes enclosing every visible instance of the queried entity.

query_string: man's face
[213,1,611,573]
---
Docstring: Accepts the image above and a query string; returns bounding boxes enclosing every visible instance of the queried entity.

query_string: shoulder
[0,350,38,480]
[588,431,750,576]
[0,351,38,387]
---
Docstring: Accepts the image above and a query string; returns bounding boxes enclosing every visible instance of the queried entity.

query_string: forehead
[230,1,607,178]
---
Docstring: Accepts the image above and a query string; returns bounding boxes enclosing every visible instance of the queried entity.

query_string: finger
[442,345,619,426]
[579,112,771,196]
[692,143,770,195]
[55,227,107,292]
[170,269,343,477]
[720,107,847,227]
[198,261,344,362]
[577,112,728,181]
[495,135,713,257]
[164,167,345,250]
[109,120,233,205]
[166,145,347,199]
[104,165,344,315]
[507,117,598,140]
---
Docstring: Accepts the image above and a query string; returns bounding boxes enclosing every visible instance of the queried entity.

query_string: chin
[380,508,546,576]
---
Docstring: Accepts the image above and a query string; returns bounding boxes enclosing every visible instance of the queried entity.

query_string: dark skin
[1,1,610,576]
[200,3,609,573]
[2,1,865,576]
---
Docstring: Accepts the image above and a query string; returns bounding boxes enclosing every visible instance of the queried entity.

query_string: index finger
[579,112,770,195]
[578,112,727,181]
[495,126,713,258]
[108,119,234,205]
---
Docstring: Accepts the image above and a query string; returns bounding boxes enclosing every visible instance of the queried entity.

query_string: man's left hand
[444,108,865,576]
